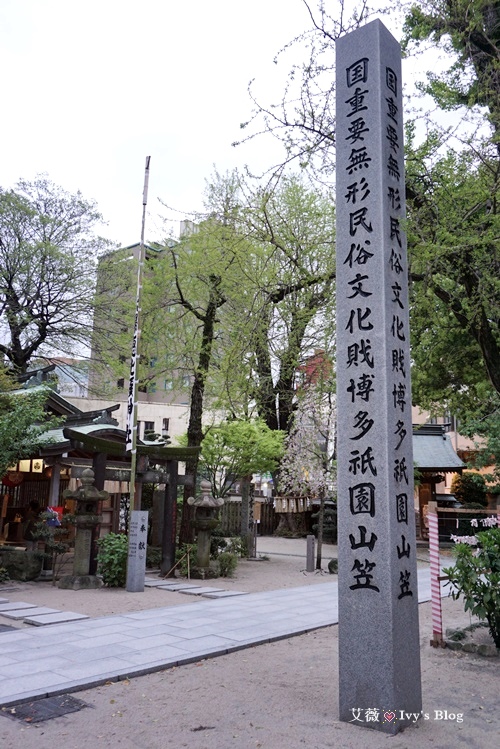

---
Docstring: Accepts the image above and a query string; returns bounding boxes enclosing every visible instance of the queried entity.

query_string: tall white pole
[125,156,150,511]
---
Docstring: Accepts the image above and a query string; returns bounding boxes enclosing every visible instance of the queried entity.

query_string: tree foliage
[450,471,488,506]
[401,1,500,467]
[237,1,500,471]
[210,172,336,434]
[0,386,61,478]
[141,171,336,538]
[199,419,285,498]
[406,137,500,403]
[402,0,500,144]
[0,176,115,374]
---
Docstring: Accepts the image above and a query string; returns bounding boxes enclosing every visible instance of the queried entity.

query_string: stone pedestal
[59,468,107,590]
[188,480,224,578]
[126,510,149,592]
[306,535,315,572]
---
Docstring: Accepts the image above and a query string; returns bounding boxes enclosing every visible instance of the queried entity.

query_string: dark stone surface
[0,624,17,633]
[0,549,43,581]
[58,574,103,590]
[2,695,90,723]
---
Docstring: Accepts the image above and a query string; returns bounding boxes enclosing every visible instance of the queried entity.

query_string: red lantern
[2,471,24,487]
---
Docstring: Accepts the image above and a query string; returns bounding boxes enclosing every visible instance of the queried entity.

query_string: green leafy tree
[405,136,500,420]
[143,171,336,542]
[402,0,500,146]
[199,419,285,499]
[241,175,336,434]
[241,2,499,439]
[0,176,116,374]
[204,173,336,437]
[144,173,252,543]
[0,385,61,478]
[400,1,500,471]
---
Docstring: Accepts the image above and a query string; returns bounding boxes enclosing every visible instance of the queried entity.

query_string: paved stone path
[0,568,445,708]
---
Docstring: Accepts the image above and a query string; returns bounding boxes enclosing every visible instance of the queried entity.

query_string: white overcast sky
[1,1,418,247]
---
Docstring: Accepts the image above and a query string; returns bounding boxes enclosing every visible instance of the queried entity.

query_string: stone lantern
[59,467,108,590]
[187,479,224,578]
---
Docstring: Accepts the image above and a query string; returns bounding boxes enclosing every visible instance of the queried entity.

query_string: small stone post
[126,509,149,592]
[306,535,315,572]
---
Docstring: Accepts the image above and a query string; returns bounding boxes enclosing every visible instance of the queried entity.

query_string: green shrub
[96,533,128,587]
[210,527,228,558]
[226,536,246,557]
[0,566,9,583]
[444,527,500,649]
[146,545,162,569]
[175,543,197,576]
[328,558,338,574]
[218,551,238,577]
[451,472,488,506]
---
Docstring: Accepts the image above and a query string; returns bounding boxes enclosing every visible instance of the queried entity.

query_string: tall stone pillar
[336,20,422,733]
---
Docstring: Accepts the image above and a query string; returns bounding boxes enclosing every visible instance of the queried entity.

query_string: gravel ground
[0,539,498,749]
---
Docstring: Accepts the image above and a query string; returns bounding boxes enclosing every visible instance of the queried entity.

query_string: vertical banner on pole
[126,156,150,592]
[336,21,422,733]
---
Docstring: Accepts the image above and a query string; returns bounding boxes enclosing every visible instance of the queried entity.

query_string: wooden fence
[219,499,278,537]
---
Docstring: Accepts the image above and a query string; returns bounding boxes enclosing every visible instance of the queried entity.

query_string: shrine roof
[412,425,464,472]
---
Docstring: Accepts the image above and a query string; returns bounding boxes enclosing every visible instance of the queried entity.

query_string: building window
[117,378,124,390]
[162,418,170,435]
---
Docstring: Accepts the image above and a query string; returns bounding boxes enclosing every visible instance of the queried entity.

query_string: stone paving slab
[179,587,225,595]
[0,607,60,620]
[203,590,248,598]
[0,567,445,708]
[24,612,90,626]
[0,598,9,604]
[0,602,37,612]
[155,582,201,591]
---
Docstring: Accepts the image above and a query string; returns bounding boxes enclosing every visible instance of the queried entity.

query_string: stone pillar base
[190,564,219,579]
[58,575,103,590]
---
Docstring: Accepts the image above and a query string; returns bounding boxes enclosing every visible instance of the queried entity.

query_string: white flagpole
[126,156,150,512]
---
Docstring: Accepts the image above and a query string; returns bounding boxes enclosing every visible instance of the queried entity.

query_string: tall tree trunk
[178,278,223,545]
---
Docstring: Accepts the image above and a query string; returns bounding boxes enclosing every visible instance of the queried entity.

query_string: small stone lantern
[59,467,108,590]
[187,479,224,578]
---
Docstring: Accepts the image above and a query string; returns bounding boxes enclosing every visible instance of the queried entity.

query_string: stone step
[0,601,38,612]
[1,606,60,620]
[24,611,89,626]
[0,597,88,626]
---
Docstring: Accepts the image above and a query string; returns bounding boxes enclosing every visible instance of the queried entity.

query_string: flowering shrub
[444,527,500,649]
